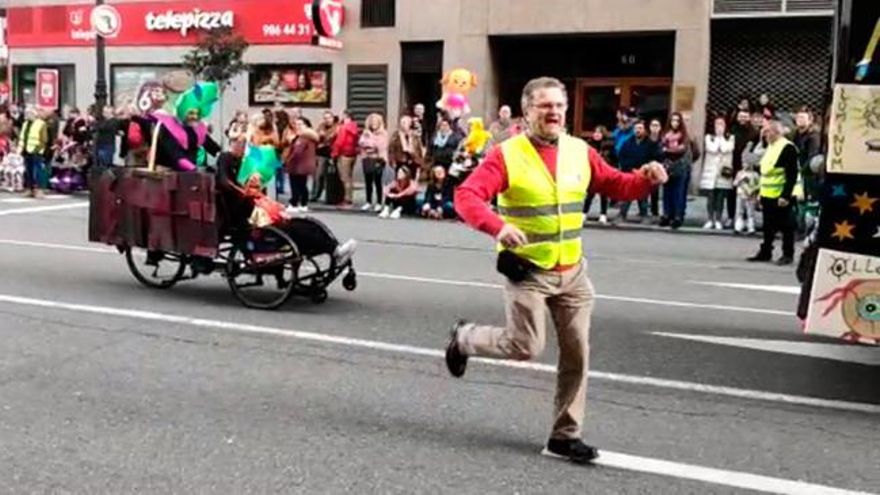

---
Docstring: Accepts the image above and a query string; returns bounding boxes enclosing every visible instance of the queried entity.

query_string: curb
[304,203,764,238]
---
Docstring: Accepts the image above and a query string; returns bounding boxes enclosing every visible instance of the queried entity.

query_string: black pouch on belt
[497,250,537,283]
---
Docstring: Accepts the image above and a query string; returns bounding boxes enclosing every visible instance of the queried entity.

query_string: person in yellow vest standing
[447,77,667,464]
[747,117,799,265]
[18,106,50,198]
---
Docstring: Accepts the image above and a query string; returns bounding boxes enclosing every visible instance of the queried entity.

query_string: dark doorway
[490,32,676,134]
[401,41,442,135]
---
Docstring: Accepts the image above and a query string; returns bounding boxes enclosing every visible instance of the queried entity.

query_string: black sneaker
[776,256,794,266]
[542,438,599,464]
[445,320,469,378]
[658,216,670,227]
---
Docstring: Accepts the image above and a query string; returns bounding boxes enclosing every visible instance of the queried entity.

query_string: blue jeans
[618,199,648,219]
[275,168,286,195]
[96,145,115,170]
[23,153,45,190]
[662,174,689,222]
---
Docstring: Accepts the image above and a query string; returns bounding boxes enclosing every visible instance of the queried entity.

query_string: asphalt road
[0,194,877,494]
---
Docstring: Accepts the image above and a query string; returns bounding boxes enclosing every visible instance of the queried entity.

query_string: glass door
[574,81,621,138]
[574,78,672,137]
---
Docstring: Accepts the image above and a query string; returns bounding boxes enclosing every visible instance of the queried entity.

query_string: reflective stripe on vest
[497,134,591,270]
[760,138,791,199]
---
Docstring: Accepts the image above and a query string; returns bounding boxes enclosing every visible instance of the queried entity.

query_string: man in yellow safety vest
[747,117,799,265]
[18,106,49,198]
[446,77,667,463]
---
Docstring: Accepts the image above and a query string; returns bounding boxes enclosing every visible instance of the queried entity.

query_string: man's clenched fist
[496,223,529,249]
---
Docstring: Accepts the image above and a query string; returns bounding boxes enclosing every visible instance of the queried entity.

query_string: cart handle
[147,121,163,172]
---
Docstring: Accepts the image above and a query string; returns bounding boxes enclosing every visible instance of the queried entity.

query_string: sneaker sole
[540,447,598,464]
[445,325,468,378]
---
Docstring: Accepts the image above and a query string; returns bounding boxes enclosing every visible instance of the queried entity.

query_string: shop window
[249,64,332,107]
[110,65,193,112]
[13,65,75,110]
[361,0,395,28]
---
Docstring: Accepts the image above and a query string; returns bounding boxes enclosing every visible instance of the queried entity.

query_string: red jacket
[455,138,653,238]
[332,120,359,158]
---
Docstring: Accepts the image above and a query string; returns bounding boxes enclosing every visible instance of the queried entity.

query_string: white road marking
[595,451,874,495]
[0,293,874,494]
[44,194,73,200]
[690,281,802,295]
[361,271,793,317]
[1,198,34,204]
[0,201,88,217]
[0,240,796,318]
[0,239,113,254]
[654,332,880,364]
[0,291,875,416]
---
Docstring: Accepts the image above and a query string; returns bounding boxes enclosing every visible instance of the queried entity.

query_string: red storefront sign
[36,69,59,109]
[6,0,345,48]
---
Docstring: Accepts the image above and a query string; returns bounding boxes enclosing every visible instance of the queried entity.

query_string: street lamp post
[93,0,107,117]
[92,0,107,174]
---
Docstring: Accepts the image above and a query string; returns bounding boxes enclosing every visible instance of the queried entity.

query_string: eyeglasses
[531,102,567,111]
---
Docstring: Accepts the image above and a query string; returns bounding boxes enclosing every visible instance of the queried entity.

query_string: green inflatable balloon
[175,82,219,122]
[237,144,281,187]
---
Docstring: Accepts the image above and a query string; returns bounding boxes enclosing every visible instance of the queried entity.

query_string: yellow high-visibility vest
[760,137,792,199]
[497,134,591,270]
[21,118,47,155]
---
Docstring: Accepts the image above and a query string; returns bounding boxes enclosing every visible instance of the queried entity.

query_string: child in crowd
[379,166,419,219]
[421,165,454,220]
[732,158,760,234]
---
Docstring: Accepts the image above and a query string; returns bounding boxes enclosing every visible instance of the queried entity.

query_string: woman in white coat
[700,115,735,230]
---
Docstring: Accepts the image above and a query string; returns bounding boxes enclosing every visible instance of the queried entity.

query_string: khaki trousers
[337,156,356,203]
[457,260,595,440]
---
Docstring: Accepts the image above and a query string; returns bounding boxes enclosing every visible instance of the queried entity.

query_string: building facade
[3,0,834,137]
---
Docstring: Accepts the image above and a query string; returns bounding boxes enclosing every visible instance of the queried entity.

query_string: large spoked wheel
[125,247,187,289]
[226,226,301,310]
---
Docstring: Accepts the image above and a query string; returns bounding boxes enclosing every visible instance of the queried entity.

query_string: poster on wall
[827,84,880,175]
[111,65,193,112]
[806,248,880,345]
[249,64,331,107]
[36,69,59,109]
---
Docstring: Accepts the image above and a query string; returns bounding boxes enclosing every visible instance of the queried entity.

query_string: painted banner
[827,84,880,175]
[818,174,880,258]
[6,0,344,48]
[36,69,59,109]
[806,248,880,345]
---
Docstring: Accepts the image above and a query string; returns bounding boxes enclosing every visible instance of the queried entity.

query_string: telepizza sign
[6,0,345,48]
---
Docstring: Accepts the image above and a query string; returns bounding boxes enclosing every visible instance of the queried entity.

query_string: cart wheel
[311,289,328,304]
[125,247,186,289]
[226,226,300,310]
[342,270,357,291]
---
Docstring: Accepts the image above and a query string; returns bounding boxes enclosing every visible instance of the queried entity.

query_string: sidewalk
[289,176,762,237]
